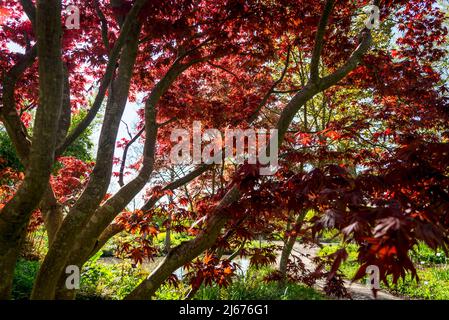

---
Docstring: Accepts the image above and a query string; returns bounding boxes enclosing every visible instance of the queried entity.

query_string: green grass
[319,242,449,300]
[195,266,324,300]
[389,266,449,300]
[318,243,360,279]
[194,280,324,300]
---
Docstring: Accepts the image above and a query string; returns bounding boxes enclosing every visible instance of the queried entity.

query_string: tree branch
[247,45,292,123]
[141,164,213,211]
[309,0,336,83]
[118,127,145,187]
[94,0,110,53]
[0,45,37,163]
[19,0,36,28]
[56,0,149,156]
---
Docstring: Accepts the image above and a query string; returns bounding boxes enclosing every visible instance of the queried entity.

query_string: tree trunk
[164,216,172,254]
[0,0,64,299]
[278,234,297,286]
[0,229,27,299]
[31,19,143,299]
[164,170,175,254]
[279,212,306,286]
[40,186,64,246]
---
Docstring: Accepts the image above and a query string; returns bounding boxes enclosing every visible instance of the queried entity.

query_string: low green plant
[156,266,324,300]
[410,243,447,265]
[318,228,342,243]
[195,266,324,300]
[12,259,40,300]
[78,251,146,300]
[318,243,360,278]
[244,240,273,250]
[155,283,189,300]
[389,266,449,299]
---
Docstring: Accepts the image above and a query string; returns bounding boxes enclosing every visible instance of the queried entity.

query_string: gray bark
[31,16,144,300]
[0,0,64,299]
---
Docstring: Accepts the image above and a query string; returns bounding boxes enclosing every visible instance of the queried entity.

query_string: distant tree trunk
[228,240,246,262]
[279,211,306,286]
[164,170,175,254]
[184,286,198,300]
[164,215,172,254]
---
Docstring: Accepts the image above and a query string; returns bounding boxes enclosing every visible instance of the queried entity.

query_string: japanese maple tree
[0,0,447,300]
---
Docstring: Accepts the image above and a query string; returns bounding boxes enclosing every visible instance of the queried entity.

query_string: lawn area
[319,242,449,300]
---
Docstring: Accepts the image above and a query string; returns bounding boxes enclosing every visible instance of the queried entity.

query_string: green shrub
[390,266,449,300]
[155,283,189,300]
[194,266,324,300]
[78,251,145,300]
[0,129,24,172]
[156,266,324,300]
[12,259,40,300]
[318,243,360,279]
[410,243,447,265]
[318,229,342,243]
[244,240,273,250]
